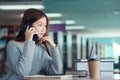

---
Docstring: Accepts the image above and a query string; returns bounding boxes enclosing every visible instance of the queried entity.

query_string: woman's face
[32,17,47,39]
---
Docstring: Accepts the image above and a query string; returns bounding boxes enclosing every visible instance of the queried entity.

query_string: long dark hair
[16,8,49,41]
[0,8,51,76]
[0,47,6,76]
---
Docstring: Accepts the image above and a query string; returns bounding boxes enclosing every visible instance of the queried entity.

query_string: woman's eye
[38,24,42,27]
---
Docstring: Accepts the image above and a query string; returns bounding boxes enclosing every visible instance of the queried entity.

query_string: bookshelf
[0,25,19,60]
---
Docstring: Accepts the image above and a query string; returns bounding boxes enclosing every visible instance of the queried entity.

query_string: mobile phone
[24,23,39,41]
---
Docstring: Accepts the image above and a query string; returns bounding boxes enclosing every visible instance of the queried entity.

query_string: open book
[23,75,73,80]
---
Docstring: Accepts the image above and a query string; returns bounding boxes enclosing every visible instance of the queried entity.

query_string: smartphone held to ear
[24,23,39,41]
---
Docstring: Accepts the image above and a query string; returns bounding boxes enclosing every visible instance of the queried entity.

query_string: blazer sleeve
[6,40,35,77]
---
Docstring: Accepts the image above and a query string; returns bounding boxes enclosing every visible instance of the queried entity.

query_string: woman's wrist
[51,43,57,48]
[48,40,56,48]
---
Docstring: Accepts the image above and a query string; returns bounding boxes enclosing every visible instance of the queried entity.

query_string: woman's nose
[41,27,46,32]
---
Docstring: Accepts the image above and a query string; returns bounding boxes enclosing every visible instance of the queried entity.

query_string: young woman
[1,8,63,80]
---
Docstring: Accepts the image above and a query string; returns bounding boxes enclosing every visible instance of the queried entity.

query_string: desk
[22,76,119,80]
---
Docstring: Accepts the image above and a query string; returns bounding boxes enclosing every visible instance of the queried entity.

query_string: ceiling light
[0,5,45,10]
[46,13,62,18]
[50,21,62,24]
[50,20,75,24]
[21,13,62,18]
[66,26,85,30]
[114,11,120,15]
[66,20,75,24]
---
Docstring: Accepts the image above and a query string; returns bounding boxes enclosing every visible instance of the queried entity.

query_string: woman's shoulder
[7,40,19,47]
[8,40,16,44]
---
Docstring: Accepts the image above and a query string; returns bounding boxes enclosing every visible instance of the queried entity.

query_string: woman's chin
[38,36,43,39]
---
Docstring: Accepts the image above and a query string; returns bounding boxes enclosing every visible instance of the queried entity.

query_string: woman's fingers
[25,26,29,31]
[39,36,50,43]
[39,36,56,47]
[27,27,37,34]
[25,27,37,41]
[39,38,46,43]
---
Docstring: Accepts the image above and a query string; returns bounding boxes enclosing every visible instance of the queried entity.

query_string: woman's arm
[48,46,63,74]
[6,40,35,77]
[39,36,63,74]
[43,46,63,75]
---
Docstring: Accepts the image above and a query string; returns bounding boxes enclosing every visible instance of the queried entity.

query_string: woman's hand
[39,36,56,48]
[25,26,36,41]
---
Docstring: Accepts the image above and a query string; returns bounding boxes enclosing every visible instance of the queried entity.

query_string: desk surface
[22,74,120,80]
[22,76,119,80]
[22,78,119,80]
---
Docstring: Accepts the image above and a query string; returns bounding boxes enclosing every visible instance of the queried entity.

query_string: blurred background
[0,0,120,78]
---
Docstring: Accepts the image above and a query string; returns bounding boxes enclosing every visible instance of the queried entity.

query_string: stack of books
[66,70,87,77]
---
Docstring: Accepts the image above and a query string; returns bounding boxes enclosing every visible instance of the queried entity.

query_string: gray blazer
[2,40,63,80]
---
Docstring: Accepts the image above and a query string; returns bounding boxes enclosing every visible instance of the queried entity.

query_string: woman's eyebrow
[38,21,42,24]
[38,21,47,25]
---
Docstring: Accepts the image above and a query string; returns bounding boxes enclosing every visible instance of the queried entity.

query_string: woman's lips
[39,33,45,37]
[40,33,44,35]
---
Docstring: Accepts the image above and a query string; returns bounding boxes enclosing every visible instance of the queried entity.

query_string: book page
[23,75,72,80]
